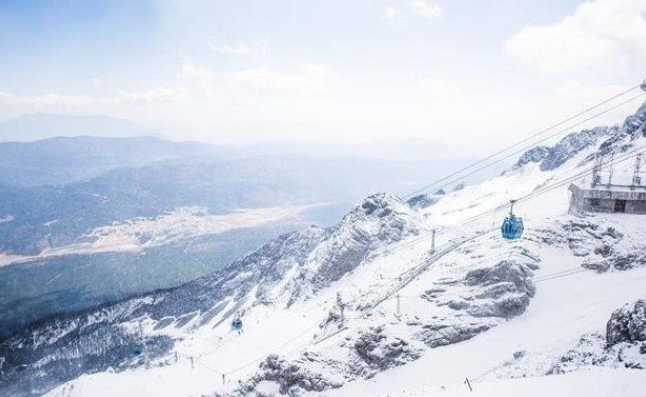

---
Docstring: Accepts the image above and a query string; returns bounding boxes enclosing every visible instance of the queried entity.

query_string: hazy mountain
[0,113,156,142]
[236,137,483,162]
[0,136,231,187]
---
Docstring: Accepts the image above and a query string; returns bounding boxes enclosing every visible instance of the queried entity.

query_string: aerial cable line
[402,83,646,199]
[389,145,646,253]
[174,147,646,380]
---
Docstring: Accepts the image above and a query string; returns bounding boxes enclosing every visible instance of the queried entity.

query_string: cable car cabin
[501,200,524,240]
[501,216,524,239]
[231,318,243,332]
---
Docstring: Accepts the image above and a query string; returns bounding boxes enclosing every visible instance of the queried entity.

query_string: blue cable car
[501,200,524,240]
[231,318,243,333]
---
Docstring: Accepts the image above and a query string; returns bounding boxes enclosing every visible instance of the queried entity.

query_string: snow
[320,242,646,397]
[365,369,646,397]
[18,109,646,397]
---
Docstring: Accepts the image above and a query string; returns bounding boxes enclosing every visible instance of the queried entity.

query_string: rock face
[515,100,646,172]
[307,193,425,292]
[255,355,341,395]
[515,127,611,171]
[351,326,422,376]
[607,299,646,346]
[463,260,536,318]
[536,217,646,274]
[407,189,445,209]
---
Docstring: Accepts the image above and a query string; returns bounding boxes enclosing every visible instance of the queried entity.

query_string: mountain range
[0,132,506,341]
[1,102,645,397]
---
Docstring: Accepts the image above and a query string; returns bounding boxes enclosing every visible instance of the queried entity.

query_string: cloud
[0,91,94,107]
[381,6,403,21]
[211,40,270,55]
[226,63,338,97]
[418,78,463,98]
[506,0,646,75]
[117,86,182,106]
[410,0,443,19]
[177,58,214,81]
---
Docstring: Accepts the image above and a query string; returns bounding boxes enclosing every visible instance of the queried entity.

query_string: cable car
[501,200,524,240]
[231,318,243,333]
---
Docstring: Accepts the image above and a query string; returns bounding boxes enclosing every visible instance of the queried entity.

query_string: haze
[1,0,645,146]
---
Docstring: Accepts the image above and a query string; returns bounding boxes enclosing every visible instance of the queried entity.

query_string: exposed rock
[467,293,531,318]
[254,354,341,396]
[465,260,536,299]
[407,189,446,210]
[419,323,492,348]
[516,146,550,168]
[351,326,422,377]
[607,299,646,346]
[515,127,610,171]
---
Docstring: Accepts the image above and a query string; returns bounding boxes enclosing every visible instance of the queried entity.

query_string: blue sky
[1,0,645,146]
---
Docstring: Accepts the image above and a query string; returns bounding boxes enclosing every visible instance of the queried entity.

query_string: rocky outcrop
[351,326,422,377]
[463,260,536,318]
[515,127,611,171]
[308,193,426,291]
[407,189,446,209]
[540,218,646,273]
[255,355,341,395]
[607,299,646,346]
[419,322,493,348]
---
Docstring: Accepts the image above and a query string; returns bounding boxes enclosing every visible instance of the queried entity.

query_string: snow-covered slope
[3,102,646,397]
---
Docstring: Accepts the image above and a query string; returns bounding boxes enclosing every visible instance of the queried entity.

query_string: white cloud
[418,78,463,98]
[227,63,338,97]
[506,0,646,75]
[0,91,94,107]
[381,6,403,21]
[177,58,214,81]
[410,0,443,19]
[211,40,270,56]
[117,86,182,106]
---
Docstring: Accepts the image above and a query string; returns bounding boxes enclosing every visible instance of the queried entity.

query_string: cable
[403,86,645,199]
[165,147,646,382]
[392,144,646,254]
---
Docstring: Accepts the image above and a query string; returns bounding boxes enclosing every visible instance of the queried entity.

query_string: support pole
[608,153,615,187]
[396,293,401,316]
[592,154,602,188]
[430,229,436,254]
[465,378,473,392]
[138,320,149,368]
[633,154,643,187]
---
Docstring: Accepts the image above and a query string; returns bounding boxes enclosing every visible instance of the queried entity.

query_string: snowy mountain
[2,102,646,397]
[0,151,486,340]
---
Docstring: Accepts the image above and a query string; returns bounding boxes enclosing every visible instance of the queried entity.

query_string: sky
[0,0,646,146]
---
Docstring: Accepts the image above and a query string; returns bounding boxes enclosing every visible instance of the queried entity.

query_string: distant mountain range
[0,136,230,186]
[0,133,505,341]
[0,113,155,142]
